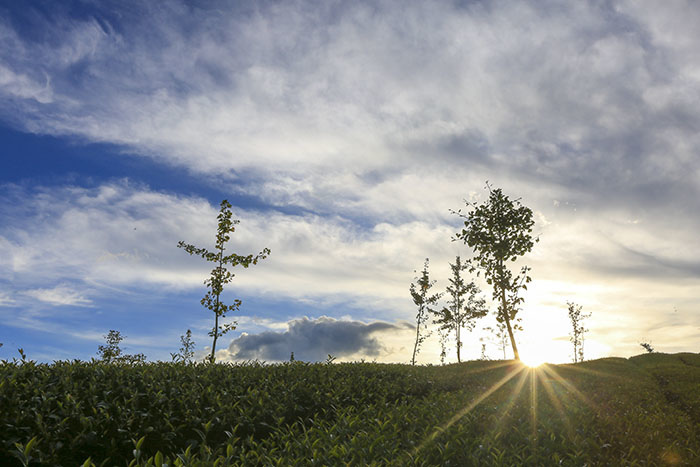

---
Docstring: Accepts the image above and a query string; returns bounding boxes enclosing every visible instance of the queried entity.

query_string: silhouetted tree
[97,330,146,364]
[178,200,270,363]
[453,183,537,360]
[410,258,442,365]
[567,301,591,363]
[640,341,654,353]
[479,341,488,360]
[171,329,196,363]
[432,256,488,363]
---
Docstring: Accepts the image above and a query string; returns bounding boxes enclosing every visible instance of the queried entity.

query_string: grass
[1,353,699,465]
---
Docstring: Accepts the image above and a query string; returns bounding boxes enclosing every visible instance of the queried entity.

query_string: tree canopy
[453,183,537,360]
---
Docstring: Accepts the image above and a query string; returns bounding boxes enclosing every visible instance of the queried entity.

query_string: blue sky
[1,0,699,364]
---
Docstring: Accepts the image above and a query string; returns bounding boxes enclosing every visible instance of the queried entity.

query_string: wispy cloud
[0,291,15,307]
[24,285,92,307]
[1,1,700,361]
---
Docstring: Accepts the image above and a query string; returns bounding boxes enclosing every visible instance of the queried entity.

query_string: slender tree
[178,200,270,363]
[453,183,537,360]
[171,329,196,363]
[409,258,442,365]
[567,301,591,363]
[433,256,488,363]
[484,323,508,360]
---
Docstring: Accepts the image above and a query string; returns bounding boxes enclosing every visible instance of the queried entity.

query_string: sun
[520,351,548,368]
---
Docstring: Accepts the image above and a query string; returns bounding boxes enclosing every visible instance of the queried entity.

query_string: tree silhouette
[567,301,591,363]
[409,258,441,365]
[433,256,488,363]
[97,330,145,364]
[453,183,537,361]
[178,200,270,363]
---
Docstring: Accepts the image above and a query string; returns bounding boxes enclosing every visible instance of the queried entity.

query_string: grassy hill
[2,353,699,465]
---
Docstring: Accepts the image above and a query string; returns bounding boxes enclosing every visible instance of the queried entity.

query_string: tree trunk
[456,325,462,363]
[411,320,420,365]
[500,286,520,360]
[210,310,218,363]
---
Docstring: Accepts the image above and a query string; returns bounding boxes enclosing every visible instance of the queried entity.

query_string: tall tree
[409,258,442,365]
[433,256,488,363]
[453,183,537,361]
[178,200,270,363]
[567,301,591,363]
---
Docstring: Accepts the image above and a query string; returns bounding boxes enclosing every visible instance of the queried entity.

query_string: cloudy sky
[1,0,699,365]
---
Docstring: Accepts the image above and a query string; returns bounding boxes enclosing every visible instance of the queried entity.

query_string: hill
[1,353,699,465]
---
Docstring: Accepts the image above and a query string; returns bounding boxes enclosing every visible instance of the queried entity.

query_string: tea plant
[1,353,699,465]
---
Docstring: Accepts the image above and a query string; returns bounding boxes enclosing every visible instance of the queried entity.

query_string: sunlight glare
[521,353,547,368]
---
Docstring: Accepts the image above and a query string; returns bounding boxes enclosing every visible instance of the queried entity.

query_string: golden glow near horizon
[520,352,548,368]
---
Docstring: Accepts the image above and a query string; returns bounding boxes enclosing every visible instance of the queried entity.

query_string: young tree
[484,323,508,360]
[409,258,442,365]
[97,330,146,364]
[433,256,488,363]
[178,200,270,363]
[567,301,591,363]
[97,329,123,362]
[479,341,488,360]
[171,329,196,363]
[453,183,537,361]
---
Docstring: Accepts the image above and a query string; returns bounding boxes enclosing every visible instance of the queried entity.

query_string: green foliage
[1,354,699,466]
[170,329,196,363]
[567,302,591,363]
[433,256,488,363]
[97,330,146,364]
[453,183,537,360]
[178,199,270,363]
[409,258,442,365]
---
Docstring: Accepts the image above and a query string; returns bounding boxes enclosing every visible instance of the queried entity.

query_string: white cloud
[0,291,15,306]
[24,285,92,307]
[1,1,700,361]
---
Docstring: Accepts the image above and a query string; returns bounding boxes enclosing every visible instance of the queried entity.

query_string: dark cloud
[227,316,412,362]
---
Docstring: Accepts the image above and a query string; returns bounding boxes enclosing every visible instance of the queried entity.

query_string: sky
[1,0,699,365]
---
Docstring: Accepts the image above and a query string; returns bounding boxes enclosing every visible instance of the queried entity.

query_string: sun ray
[489,366,531,434]
[459,359,521,375]
[530,368,538,448]
[537,366,576,441]
[410,363,526,458]
[556,363,629,381]
[540,364,599,412]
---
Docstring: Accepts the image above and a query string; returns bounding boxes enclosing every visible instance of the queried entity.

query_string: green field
[2,353,700,466]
